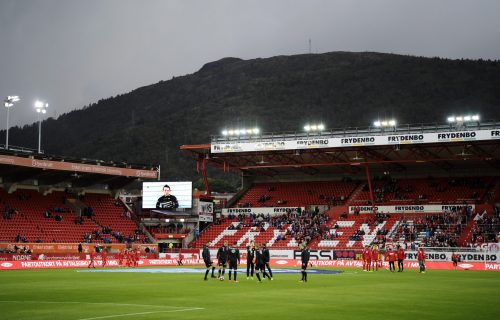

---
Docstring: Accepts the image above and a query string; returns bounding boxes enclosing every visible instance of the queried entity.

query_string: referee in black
[262,242,273,280]
[300,243,310,282]
[202,242,215,280]
[228,241,240,282]
[216,240,229,280]
[246,241,255,280]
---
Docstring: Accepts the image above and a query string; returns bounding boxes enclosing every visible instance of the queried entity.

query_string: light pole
[3,96,20,150]
[34,100,48,153]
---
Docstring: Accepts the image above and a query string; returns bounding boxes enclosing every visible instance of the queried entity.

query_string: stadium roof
[0,149,159,189]
[181,121,500,177]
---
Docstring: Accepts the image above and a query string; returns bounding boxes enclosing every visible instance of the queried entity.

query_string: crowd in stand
[398,207,472,247]
[3,206,17,219]
[469,207,500,247]
[225,208,329,245]
[82,226,145,244]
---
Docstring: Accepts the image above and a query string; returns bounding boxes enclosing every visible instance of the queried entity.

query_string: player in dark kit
[155,184,179,210]
[262,243,273,280]
[246,241,255,280]
[227,242,241,282]
[217,240,229,280]
[300,244,310,282]
[253,243,268,282]
[202,242,216,280]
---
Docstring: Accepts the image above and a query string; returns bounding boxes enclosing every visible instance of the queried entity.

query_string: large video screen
[142,181,192,209]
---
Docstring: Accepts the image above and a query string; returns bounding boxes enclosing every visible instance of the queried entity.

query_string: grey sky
[1,0,499,130]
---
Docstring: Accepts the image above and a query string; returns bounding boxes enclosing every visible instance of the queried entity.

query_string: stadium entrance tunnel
[77,267,344,275]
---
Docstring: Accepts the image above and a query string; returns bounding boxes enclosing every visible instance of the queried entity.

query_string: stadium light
[3,96,20,150]
[221,127,260,137]
[447,114,480,123]
[34,100,49,153]
[304,123,325,132]
[373,119,396,128]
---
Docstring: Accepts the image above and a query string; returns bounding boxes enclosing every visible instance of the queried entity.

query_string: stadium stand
[350,177,493,205]
[236,180,358,207]
[188,177,499,250]
[0,188,143,244]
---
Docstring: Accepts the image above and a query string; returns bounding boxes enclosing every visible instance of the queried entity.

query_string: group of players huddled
[87,248,141,268]
[202,240,311,282]
[362,245,426,273]
[362,244,406,272]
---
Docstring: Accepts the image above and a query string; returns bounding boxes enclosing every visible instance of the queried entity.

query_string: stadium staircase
[457,203,494,246]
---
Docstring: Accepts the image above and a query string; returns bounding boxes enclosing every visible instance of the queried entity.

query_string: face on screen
[162,186,172,196]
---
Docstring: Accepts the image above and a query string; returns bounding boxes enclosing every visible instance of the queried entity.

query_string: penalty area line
[77,308,204,320]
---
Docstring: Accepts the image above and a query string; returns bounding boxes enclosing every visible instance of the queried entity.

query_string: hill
[3,52,500,180]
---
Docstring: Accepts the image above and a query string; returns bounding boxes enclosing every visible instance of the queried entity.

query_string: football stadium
[1,2,500,320]
[1,118,499,320]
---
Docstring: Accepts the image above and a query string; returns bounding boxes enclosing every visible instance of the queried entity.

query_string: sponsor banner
[0,243,158,254]
[0,253,158,261]
[199,214,213,222]
[0,154,157,178]
[153,233,187,239]
[211,129,498,153]
[0,258,498,271]
[348,204,475,214]
[404,251,498,262]
[221,207,304,216]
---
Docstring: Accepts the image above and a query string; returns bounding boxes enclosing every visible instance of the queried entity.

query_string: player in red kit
[417,247,426,273]
[397,245,405,272]
[134,249,141,267]
[177,251,184,266]
[126,249,133,267]
[387,249,397,272]
[117,249,124,267]
[371,245,379,271]
[362,246,371,271]
[451,252,458,270]
[88,250,96,269]
[101,248,107,268]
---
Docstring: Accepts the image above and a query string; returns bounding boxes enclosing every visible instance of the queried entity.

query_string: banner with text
[211,129,500,153]
[221,207,304,216]
[348,204,475,214]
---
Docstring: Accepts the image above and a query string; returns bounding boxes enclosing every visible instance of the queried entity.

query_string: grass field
[1,267,499,320]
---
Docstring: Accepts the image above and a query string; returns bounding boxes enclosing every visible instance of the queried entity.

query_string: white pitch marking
[77,308,204,320]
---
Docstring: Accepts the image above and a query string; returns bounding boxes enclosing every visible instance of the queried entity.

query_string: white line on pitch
[77,308,204,320]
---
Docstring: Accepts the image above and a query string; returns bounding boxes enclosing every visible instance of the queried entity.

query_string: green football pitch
[0,267,498,320]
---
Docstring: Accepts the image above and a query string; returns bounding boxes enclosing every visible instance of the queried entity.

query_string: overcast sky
[1,0,499,130]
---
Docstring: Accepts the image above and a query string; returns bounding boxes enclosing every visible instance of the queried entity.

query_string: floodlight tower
[3,96,20,150]
[34,100,48,153]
